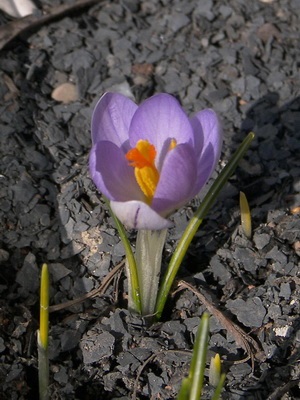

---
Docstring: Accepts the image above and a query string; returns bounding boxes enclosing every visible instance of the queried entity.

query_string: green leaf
[155,132,255,319]
[177,377,192,400]
[177,313,211,400]
[106,199,142,314]
[189,313,210,400]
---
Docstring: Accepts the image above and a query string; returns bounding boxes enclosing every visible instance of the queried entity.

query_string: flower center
[126,140,159,203]
[126,138,177,204]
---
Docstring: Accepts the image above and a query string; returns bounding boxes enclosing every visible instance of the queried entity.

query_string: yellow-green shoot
[38,263,50,400]
[209,352,226,400]
[177,313,225,400]
[209,354,222,387]
[240,191,252,239]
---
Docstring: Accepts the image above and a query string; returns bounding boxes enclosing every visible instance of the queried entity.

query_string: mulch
[0,0,300,399]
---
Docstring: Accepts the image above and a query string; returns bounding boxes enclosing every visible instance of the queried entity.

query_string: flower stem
[155,132,255,319]
[135,229,168,315]
[106,199,142,314]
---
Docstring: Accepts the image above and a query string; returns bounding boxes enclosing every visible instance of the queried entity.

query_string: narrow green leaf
[189,313,210,400]
[106,199,142,314]
[177,377,192,400]
[155,132,255,319]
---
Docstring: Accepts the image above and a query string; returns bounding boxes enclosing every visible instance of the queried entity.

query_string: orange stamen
[125,138,177,203]
[126,140,156,168]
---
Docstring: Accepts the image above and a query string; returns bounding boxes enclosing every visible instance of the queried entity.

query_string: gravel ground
[0,0,300,399]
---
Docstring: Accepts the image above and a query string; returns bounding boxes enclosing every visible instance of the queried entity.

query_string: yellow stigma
[126,138,177,204]
[126,139,159,203]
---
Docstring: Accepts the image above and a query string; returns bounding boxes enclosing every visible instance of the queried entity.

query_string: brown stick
[0,0,104,50]
[49,260,124,313]
[176,280,265,369]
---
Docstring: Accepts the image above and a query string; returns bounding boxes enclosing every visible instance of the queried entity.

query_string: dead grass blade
[176,280,265,369]
[49,260,124,313]
[0,0,104,50]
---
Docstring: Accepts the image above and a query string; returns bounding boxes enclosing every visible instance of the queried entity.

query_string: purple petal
[89,141,144,202]
[129,94,194,159]
[111,200,173,230]
[152,144,197,216]
[91,92,137,149]
[190,109,223,193]
[192,109,222,160]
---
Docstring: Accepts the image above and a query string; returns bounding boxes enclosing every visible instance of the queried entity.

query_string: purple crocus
[89,92,222,230]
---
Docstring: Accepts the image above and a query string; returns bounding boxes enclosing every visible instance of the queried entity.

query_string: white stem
[38,331,49,400]
[125,258,135,312]
[135,229,168,315]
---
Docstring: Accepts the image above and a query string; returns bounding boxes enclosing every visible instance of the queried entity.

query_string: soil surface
[0,0,300,399]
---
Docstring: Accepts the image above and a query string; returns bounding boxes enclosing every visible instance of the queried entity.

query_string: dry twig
[0,0,104,50]
[132,349,191,400]
[176,280,265,369]
[49,260,124,313]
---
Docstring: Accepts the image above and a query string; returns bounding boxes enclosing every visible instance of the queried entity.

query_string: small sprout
[40,263,49,349]
[177,314,226,400]
[38,263,50,400]
[209,353,222,387]
[240,191,252,239]
[177,313,210,400]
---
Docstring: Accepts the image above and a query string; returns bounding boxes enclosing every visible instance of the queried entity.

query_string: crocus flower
[90,92,222,230]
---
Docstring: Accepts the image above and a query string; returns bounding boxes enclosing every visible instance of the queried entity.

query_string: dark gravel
[0,0,300,399]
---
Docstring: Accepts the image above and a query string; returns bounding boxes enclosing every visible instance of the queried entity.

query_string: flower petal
[129,94,194,158]
[192,109,223,160]
[190,109,223,193]
[111,200,173,230]
[91,92,138,149]
[152,144,197,216]
[89,141,144,202]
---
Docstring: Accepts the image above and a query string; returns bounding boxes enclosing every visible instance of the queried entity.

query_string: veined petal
[111,200,173,230]
[91,92,137,149]
[89,141,144,202]
[194,143,217,194]
[191,109,223,164]
[129,94,194,158]
[191,109,223,193]
[152,144,197,216]
[90,92,223,230]
[191,108,223,156]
